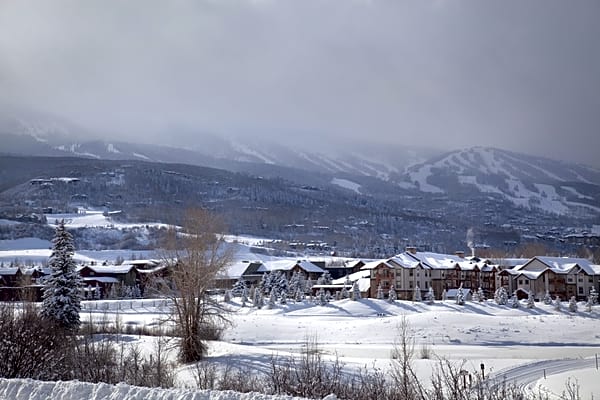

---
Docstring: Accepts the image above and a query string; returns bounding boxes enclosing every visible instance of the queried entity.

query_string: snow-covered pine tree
[351,281,361,300]
[377,283,384,300]
[477,287,486,302]
[456,285,465,305]
[568,296,578,312]
[590,287,598,305]
[441,289,447,301]
[494,287,508,305]
[426,286,435,304]
[340,285,349,300]
[41,220,82,331]
[553,296,561,311]
[542,290,553,305]
[317,288,328,306]
[509,293,520,308]
[268,287,277,309]
[388,285,397,303]
[471,290,480,303]
[223,289,232,302]
[288,271,300,295]
[526,291,535,308]
[317,271,333,285]
[413,285,422,302]
[295,288,304,302]
[231,277,247,297]
[585,297,593,312]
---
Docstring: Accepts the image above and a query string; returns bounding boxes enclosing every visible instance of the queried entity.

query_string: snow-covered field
[70,296,600,399]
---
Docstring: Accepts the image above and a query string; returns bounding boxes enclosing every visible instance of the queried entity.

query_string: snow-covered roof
[0,267,19,275]
[222,260,263,279]
[332,269,370,285]
[488,258,530,268]
[259,259,324,274]
[82,276,120,283]
[360,259,394,270]
[77,264,134,274]
[522,256,596,275]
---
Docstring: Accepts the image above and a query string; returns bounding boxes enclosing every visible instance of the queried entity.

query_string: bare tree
[157,208,234,363]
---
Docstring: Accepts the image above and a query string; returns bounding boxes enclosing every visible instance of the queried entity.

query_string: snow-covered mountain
[400,147,600,217]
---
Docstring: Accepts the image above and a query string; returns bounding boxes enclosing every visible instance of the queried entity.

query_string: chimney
[406,246,417,254]
[455,251,465,259]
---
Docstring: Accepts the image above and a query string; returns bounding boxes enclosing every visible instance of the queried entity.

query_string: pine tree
[553,296,562,311]
[590,287,598,305]
[377,283,384,300]
[456,285,465,305]
[426,287,435,304]
[585,297,593,312]
[41,220,82,331]
[526,291,535,308]
[231,277,247,297]
[268,287,277,309]
[317,271,333,285]
[413,285,422,302]
[477,287,486,302]
[568,296,578,312]
[351,281,361,300]
[388,286,397,303]
[542,290,553,305]
[441,289,447,301]
[317,288,328,305]
[510,293,520,308]
[494,287,508,305]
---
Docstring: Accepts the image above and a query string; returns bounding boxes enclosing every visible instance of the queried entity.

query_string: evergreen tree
[241,286,249,305]
[441,289,447,301]
[590,287,598,305]
[317,288,328,305]
[553,296,562,311]
[526,291,535,308]
[477,287,486,302]
[317,271,332,285]
[585,297,593,312]
[542,290,553,305]
[41,220,82,330]
[223,289,232,302]
[351,281,361,300]
[568,296,578,312]
[231,277,247,297]
[377,283,384,300]
[413,285,422,302]
[425,287,435,304]
[456,285,465,305]
[340,285,349,300]
[268,287,277,309]
[509,293,520,308]
[388,286,397,303]
[494,287,508,305]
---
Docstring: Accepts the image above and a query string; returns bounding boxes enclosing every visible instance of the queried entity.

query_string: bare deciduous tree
[157,208,234,363]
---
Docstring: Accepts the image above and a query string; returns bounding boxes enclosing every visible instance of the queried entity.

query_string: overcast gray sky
[1,1,599,165]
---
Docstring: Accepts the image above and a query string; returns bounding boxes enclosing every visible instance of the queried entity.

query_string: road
[488,357,598,398]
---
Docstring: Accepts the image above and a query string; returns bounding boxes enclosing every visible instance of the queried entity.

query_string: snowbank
[0,379,318,400]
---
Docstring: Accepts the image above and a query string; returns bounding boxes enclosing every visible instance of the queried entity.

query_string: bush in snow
[494,287,508,305]
[526,292,535,308]
[388,286,397,303]
[455,285,465,305]
[223,289,231,302]
[41,219,82,331]
[542,290,553,305]
[351,281,361,300]
[377,283,384,300]
[554,296,562,311]
[568,296,578,312]
[413,285,422,302]
[425,287,435,304]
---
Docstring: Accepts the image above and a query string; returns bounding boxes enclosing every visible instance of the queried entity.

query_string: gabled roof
[396,251,463,270]
[0,267,20,276]
[259,259,324,274]
[77,265,135,274]
[519,256,597,275]
[222,260,264,279]
[360,259,395,270]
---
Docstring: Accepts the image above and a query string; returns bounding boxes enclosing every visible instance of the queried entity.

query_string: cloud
[1,0,599,165]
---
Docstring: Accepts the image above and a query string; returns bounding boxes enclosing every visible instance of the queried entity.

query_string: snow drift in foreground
[0,379,321,400]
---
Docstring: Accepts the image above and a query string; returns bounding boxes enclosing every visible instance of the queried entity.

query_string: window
[518,279,523,285]
[525,279,529,284]
[579,287,584,294]
[409,271,413,277]
[409,282,413,289]
[425,281,428,288]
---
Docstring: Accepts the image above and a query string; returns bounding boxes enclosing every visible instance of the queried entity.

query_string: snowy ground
[72,297,600,399]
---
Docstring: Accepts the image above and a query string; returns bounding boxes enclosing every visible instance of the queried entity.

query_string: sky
[1,1,599,166]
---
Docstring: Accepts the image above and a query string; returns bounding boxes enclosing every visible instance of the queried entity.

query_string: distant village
[1,246,598,304]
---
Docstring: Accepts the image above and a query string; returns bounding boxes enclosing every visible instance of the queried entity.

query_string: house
[259,259,325,280]
[323,259,365,279]
[216,260,264,289]
[361,259,397,298]
[511,256,600,300]
[77,264,139,297]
